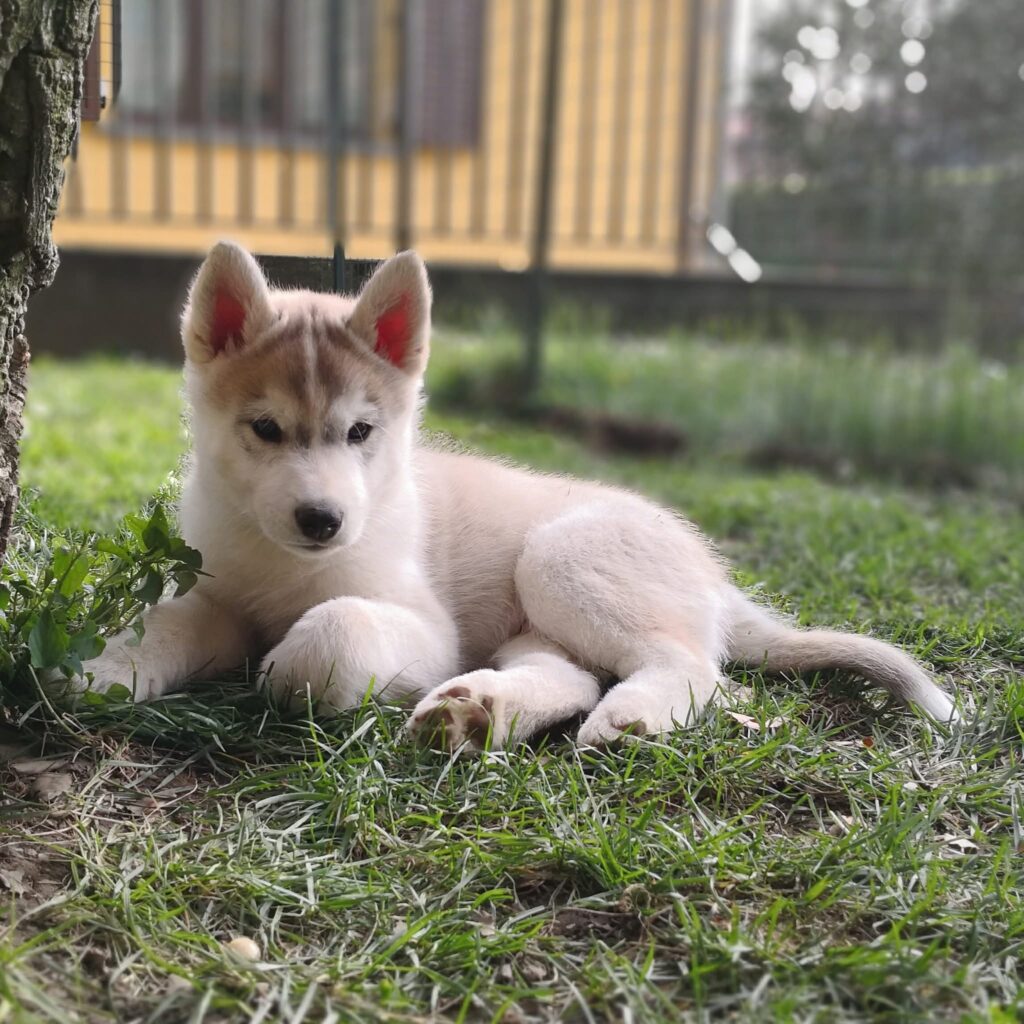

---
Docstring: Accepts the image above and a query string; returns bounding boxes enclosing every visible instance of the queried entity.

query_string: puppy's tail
[725,592,958,723]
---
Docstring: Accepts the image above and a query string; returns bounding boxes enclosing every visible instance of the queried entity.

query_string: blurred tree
[734,0,1024,294]
[0,0,97,562]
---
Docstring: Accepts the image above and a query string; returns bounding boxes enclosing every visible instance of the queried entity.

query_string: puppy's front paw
[75,649,149,700]
[260,633,332,709]
[408,671,507,751]
[260,613,366,712]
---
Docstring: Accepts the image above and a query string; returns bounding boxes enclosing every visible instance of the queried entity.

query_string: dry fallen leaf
[472,910,497,938]
[0,868,27,896]
[726,711,785,732]
[827,813,857,836]
[127,794,163,816]
[32,773,74,802]
[519,960,547,982]
[940,834,979,853]
[11,756,71,776]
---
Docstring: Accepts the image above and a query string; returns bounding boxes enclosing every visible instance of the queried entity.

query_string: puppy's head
[181,241,431,556]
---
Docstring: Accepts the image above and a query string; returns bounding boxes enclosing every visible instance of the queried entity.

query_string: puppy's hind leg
[408,632,601,751]
[576,638,723,746]
[515,499,731,747]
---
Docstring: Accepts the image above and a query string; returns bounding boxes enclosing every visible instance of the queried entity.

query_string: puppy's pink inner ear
[374,294,412,367]
[211,290,246,355]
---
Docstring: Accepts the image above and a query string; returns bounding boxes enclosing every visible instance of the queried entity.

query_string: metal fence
[63,0,730,269]
[61,0,1024,358]
[61,0,734,386]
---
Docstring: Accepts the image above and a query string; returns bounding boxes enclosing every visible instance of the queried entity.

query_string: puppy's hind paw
[576,686,684,748]
[576,709,650,748]
[407,671,507,751]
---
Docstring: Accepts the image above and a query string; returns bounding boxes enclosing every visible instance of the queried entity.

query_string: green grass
[429,329,1024,491]
[2,351,1023,1023]
[20,358,186,532]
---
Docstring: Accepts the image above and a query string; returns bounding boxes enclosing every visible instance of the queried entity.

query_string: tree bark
[0,0,97,562]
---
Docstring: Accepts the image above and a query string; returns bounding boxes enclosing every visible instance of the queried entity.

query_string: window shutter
[408,0,484,147]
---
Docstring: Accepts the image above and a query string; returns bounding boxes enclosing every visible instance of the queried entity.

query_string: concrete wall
[26,249,953,363]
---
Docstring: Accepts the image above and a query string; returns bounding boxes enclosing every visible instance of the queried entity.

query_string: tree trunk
[0,0,97,562]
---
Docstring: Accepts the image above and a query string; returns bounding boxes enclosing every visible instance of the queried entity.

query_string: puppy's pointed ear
[181,241,272,363]
[347,251,431,376]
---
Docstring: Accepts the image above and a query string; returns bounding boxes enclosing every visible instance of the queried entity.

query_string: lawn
[428,329,1024,493]
[1,349,1022,1023]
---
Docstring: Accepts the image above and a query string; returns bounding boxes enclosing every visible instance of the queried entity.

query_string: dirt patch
[0,739,214,912]
[0,837,70,909]
[546,906,645,941]
[537,406,687,457]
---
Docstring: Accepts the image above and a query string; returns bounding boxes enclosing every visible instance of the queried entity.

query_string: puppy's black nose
[294,505,343,543]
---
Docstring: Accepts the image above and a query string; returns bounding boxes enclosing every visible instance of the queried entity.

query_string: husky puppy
[79,242,958,747]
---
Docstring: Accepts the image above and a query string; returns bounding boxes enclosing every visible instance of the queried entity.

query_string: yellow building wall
[55,0,727,274]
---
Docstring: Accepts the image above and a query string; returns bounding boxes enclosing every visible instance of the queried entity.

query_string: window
[114,0,484,147]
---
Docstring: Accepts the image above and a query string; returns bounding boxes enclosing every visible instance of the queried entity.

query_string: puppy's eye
[347,421,373,444]
[251,417,283,443]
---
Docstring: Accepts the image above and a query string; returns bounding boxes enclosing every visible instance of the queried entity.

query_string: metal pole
[707,0,735,234]
[153,0,172,220]
[111,0,122,102]
[239,0,260,224]
[394,0,413,252]
[676,0,705,271]
[195,0,214,222]
[505,0,532,240]
[326,0,348,274]
[523,0,565,400]
[110,0,126,218]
